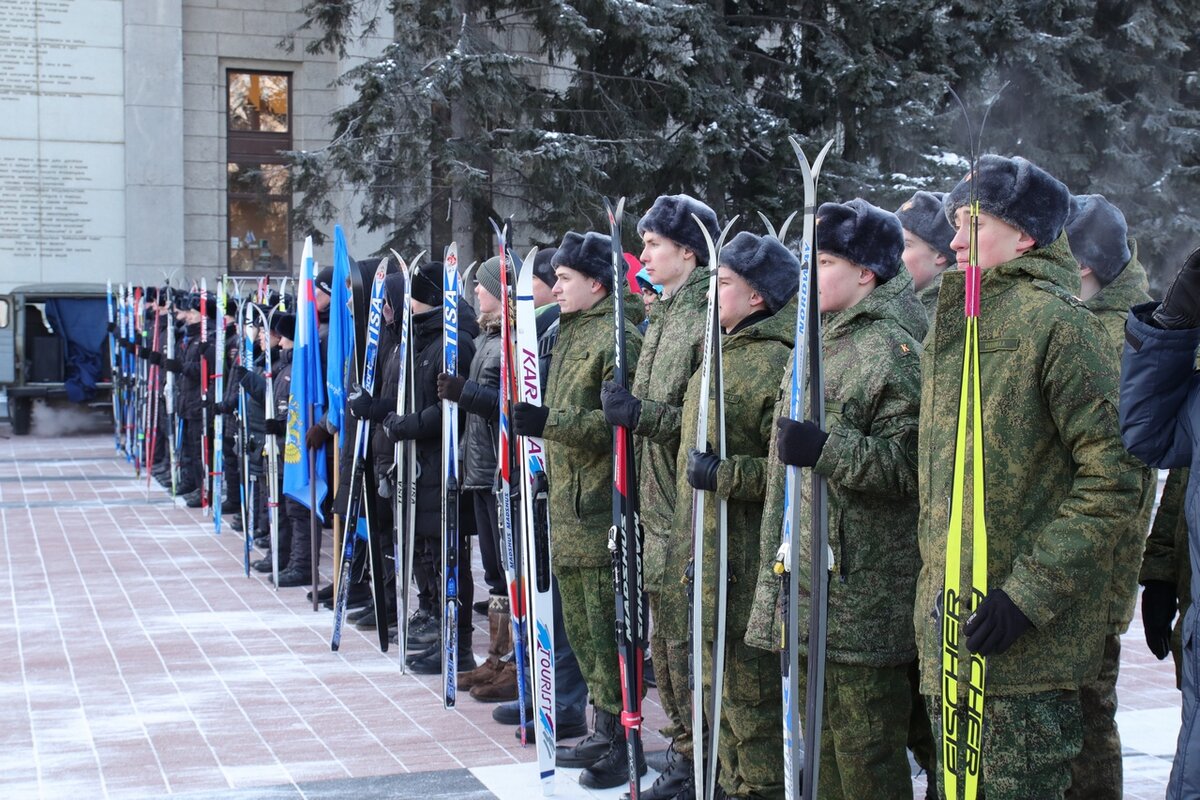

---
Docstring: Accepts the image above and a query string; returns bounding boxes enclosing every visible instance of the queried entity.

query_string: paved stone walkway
[0,430,1181,798]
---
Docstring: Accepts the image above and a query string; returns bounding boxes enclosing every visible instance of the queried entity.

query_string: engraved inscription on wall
[0,0,124,285]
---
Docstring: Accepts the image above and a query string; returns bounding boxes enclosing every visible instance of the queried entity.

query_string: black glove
[601,380,642,430]
[106,321,115,333]
[213,398,235,415]
[135,344,146,359]
[147,350,162,366]
[348,389,374,420]
[512,402,549,437]
[306,424,332,450]
[227,364,246,386]
[437,372,466,402]
[164,358,182,373]
[775,418,829,468]
[1142,580,1178,660]
[238,369,257,391]
[264,418,286,436]
[686,448,720,492]
[200,341,214,360]
[964,589,1032,656]
[1153,247,1200,329]
[382,412,413,442]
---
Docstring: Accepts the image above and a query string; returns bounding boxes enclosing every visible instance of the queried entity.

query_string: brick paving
[0,428,1183,798]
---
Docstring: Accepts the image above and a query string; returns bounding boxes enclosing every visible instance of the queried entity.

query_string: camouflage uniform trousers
[799,659,913,800]
[702,639,783,799]
[1066,633,1122,800]
[925,689,1082,800]
[556,565,622,714]
[650,591,693,759]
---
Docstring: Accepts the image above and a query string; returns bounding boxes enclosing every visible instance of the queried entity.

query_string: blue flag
[283,237,328,519]
[326,225,355,447]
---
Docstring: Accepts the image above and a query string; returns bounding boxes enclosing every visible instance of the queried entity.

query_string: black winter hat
[720,232,800,314]
[315,266,334,296]
[943,154,1070,248]
[187,291,219,319]
[896,191,956,262]
[637,194,720,266]
[411,261,443,307]
[383,272,407,314]
[533,247,558,289]
[816,199,905,281]
[1065,194,1131,287]
[270,313,296,341]
[552,232,614,292]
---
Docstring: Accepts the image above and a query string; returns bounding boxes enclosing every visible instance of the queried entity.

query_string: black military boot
[625,745,693,800]
[579,723,647,790]
[556,707,617,768]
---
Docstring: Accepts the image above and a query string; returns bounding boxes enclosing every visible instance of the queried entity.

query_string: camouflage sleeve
[812,350,920,498]
[1140,467,1186,585]
[715,394,775,503]
[1004,314,1144,628]
[634,397,683,450]
[543,406,610,453]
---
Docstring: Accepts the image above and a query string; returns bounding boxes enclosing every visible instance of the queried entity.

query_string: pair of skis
[441,246,463,704]
[331,259,391,654]
[773,137,833,800]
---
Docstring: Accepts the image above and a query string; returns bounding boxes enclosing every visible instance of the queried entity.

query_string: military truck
[0,283,113,435]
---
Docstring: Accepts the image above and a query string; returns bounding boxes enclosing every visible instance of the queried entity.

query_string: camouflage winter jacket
[743,271,923,667]
[1140,468,1192,645]
[542,293,643,567]
[1083,240,1156,633]
[632,265,710,594]
[917,271,944,321]
[915,234,1143,696]
[669,301,794,641]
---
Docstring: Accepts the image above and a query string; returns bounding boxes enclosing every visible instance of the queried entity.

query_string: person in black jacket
[357,261,479,674]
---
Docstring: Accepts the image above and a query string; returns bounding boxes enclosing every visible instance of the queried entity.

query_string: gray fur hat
[816,199,905,281]
[636,194,720,265]
[720,232,800,314]
[1065,194,1131,286]
[551,231,613,292]
[896,190,956,262]
[943,154,1071,248]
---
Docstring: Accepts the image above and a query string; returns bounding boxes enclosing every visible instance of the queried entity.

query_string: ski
[106,281,121,451]
[605,196,646,800]
[200,279,211,512]
[330,259,389,651]
[164,283,180,497]
[941,87,1001,800]
[514,243,556,791]
[238,291,254,574]
[252,302,283,588]
[775,136,834,800]
[134,286,146,477]
[441,245,462,707]
[491,218,531,745]
[690,215,738,800]
[213,278,227,532]
[389,248,420,667]
[146,292,164,488]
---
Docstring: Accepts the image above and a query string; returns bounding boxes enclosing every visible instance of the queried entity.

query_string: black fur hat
[816,199,905,281]
[636,194,720,265]
[896,190,955,262]
[1065,194,1131,287]
[552,231,613,291]
[315,266,334,296]
[943,154,1070,248]
[719,232,800,314]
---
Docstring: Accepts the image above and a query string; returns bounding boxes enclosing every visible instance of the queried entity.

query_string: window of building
[227,71,292,273]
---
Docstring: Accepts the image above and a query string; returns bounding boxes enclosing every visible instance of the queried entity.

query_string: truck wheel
[10,396,32,435]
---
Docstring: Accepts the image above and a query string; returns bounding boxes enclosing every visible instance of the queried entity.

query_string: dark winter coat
[460,313,503,491]
[1120,304,1200,798]
[179,322,211,421]
[542,293,643,567]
